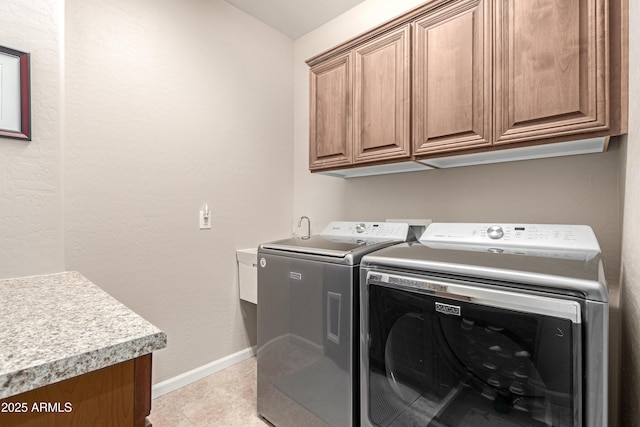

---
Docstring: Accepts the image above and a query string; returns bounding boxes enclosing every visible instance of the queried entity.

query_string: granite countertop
[0,271,167,400]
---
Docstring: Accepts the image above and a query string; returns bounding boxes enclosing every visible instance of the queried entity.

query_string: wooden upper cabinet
[353,25,411,163]
[494,0,609,144]
[413,0,492,155]
[307,0,625,173]
[309,52,353,170]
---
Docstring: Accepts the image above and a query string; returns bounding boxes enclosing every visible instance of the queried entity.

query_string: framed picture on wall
[0,45,31,141]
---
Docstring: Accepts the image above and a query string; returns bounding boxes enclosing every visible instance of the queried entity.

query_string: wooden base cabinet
[0,355,153,427]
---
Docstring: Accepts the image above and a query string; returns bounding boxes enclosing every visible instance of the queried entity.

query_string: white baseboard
[152,346,256,399]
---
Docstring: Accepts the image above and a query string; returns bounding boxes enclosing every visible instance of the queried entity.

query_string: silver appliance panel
[359,238,608,427]
[361,242,607,302]
[359,265,608,427]
[257,222,409,426]
[367,271,583,323]
[257,253,356,426]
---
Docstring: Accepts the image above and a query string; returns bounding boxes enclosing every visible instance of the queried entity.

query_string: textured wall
[340,149,621,286]
[619,0,639,423]
[0,0,64,278]
[64,0,294,382]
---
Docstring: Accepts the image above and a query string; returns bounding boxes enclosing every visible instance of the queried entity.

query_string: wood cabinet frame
[493,0,609,144]
[412,0,492,155]
[306,0,627,173]
[309,52,353,170]
[353,25,411,164]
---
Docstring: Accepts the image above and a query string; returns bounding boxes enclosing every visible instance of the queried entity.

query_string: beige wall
[0,0,65,278]
[1,0,293,386]
[340,149,622,283]
[618,0,639,423]
[62,0,293,382]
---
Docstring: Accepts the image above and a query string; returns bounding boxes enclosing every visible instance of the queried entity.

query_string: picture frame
[0,45,31,141]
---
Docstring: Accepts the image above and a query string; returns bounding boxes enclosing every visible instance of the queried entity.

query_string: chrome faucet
[298,216,311,239]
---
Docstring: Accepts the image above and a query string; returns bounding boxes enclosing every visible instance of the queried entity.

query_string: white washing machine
[360,223,608,427]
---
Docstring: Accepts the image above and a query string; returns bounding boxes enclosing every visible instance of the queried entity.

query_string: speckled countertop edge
[0,271,167,400]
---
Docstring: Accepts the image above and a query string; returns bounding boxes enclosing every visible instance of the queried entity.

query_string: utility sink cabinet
[306,0,627,176]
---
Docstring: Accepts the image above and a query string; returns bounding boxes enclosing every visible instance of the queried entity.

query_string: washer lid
[261,221,409,258]
[261,235,370,258]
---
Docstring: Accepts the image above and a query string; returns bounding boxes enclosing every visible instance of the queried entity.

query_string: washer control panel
[420,223,601,253]
[321,221,409,241]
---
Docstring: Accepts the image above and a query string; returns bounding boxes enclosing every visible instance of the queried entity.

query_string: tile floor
[148,357,272,427]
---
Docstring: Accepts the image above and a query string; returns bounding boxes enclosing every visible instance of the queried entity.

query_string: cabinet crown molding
[306,0,453,67]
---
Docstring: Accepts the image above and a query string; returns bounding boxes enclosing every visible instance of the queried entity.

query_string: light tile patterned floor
[148,357,271,427]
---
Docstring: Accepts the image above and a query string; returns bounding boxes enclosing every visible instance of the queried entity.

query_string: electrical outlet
[199,209,211,229]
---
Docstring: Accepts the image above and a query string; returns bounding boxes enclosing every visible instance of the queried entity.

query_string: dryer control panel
[420,223,601,253]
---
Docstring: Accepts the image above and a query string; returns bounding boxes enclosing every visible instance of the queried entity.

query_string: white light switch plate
[199,210,211,229]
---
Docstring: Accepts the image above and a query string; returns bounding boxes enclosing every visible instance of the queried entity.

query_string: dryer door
[361,272,583,427]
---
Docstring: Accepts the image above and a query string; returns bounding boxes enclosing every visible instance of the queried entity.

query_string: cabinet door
[353,25,411,163]
[494,0,608,144]
[413,0,492,156]
[309,52,353,170]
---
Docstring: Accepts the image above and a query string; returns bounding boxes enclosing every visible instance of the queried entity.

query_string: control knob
[356,223,366,233]
[487,225,504,240]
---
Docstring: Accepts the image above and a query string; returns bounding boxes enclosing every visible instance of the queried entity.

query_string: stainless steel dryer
[257,221,410,427]
[359,223,608,427]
